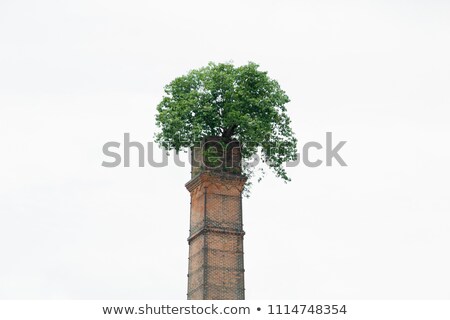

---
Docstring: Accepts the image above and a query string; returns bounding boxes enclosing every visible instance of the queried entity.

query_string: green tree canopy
[155,62,297,189]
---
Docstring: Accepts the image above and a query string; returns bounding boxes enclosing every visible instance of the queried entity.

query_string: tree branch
[222,124,237,139]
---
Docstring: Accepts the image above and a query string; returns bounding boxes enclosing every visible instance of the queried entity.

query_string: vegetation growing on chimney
[155,62,297,191]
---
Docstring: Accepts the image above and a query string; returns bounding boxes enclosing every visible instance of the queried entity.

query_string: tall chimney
[186,137,246,300]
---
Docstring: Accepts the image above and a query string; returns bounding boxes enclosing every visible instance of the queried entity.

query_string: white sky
[0,0,449,299]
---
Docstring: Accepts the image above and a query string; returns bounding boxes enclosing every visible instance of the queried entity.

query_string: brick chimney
[186,137,247,300]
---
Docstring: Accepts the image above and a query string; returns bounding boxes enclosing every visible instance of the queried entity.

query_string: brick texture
[186,139,246,300]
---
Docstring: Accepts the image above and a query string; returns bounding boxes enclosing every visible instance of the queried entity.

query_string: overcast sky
[1,0,449,299]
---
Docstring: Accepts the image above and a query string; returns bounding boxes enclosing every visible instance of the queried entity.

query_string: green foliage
[155,62,297,190]
[203,145,222,168]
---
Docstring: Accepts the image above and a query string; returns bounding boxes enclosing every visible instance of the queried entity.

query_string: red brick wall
[186,172,246,300]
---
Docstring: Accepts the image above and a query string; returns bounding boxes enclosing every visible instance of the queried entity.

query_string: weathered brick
[186,170,246,300]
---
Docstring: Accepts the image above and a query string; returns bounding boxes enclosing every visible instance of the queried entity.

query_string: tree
[155,62,297,191]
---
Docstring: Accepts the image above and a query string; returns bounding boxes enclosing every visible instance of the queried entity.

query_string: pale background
[1,0,449,299]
